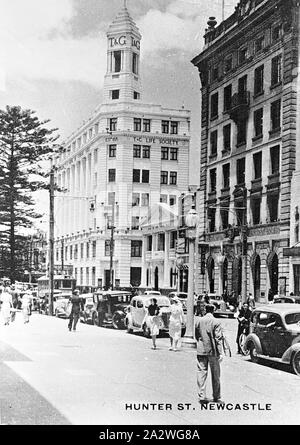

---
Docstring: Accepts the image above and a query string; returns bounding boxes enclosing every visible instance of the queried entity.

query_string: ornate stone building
[192,0,299,301]
[53,4,190,290]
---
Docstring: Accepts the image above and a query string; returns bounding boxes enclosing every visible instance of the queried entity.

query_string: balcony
[227,91,250,123]
[152,251,165,261]
[250,178,262,195]
[220,186,230,198]
[267,172,280,191]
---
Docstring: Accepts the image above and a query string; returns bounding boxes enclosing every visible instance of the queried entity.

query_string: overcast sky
[0,0,237,227]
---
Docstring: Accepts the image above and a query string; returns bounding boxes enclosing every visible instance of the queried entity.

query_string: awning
[283,242,300,257]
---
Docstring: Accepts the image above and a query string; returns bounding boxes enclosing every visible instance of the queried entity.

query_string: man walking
[68,289,84,332]
[195,304,224,404]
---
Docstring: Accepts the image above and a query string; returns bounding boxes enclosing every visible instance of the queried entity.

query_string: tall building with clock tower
[52,2,191,292]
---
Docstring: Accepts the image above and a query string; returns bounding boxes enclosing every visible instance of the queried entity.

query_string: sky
[0,0,238,228]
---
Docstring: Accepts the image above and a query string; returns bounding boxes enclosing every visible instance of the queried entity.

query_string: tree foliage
[0,105,58,281]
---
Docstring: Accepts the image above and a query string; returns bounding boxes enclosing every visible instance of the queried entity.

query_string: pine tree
[0,105,58,282]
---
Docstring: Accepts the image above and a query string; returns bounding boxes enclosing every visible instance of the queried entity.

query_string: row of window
[109,50,139,75]
[210,54,282,120]
[145,231,178,252]
[109,89,141,101]
[210,22,283,82]
[209,145,280,193]
[56,241,97,262]
[108,118,179,134]
[210,99,281,155]
[108,169,178,185]
[108,145,179,160]
[74,266,97,287]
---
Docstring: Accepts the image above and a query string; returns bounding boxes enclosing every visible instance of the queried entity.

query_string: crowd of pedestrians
[0,282,34,325]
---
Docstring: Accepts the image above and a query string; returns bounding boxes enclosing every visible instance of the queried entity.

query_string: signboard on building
[176,238,185,254]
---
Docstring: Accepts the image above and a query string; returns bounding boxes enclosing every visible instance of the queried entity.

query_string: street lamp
[182,206,200,349]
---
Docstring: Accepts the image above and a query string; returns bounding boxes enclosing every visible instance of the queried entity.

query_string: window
[170,121,178,135]
[134,118,141,131]
[237,119,247,145]
[89,128,93,139]
[141,193,149,206]
[131,216,140,230]
[223,84,232,111]
[142,146,150,158]
[108,192,115,205]
[74,245,78,260]
[239,47,248,64]
[105,240,112,257]
[271,55,282,87]
[133,145,141,158]
[65,246,68,261]
[80,243,84,259]
[142,170,149,183]
[134,91,140,100]
[113,50,121,72]
[270,145,280,174]
[143,119,151,132]
[254,108,263,138]
[211,66,219,81]
[70,245,73,260]
[133,169,140,183]
[251,197,261,225]
[111,90,120,100]
[109,144,116,157]
[224,55,232,73]
[223,163,230,189]
[160,194,168,203]
[92,267,96,287]
[210,169,217,192]
[210,93,218,119]
[131,240,142,257]
[147,235,152,251]
[94,172,98,188]
[132,193,140,207]
[162,120,169,134]
[158,233,165,251]
[170,147,178,161]
[161,171,168,184]
[80,268,83,285]
[95,123,99,134]
[161,147,169,160]
[132,52,139,74]
[253,152,262,179]
[237,158,246,185]
[238,75,247,95]
[270,99,281,132]
[220,199,229,229]
[272,24,282,42]
[108,168,116,182]
[170,231,177,249]
[254,65,264,96]
[169,172,177,185]
[208,207,216,232]
[210,130,218,156]
[92,241,96,258]
[255,35,264,52]
[268,194,279,222]
[109,118,117,132]
[169,195,176,206]
[223,124,231,151]
[86,242,89,259]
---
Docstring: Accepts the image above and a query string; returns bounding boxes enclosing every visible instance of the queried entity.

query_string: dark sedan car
[273,295,300,304]
[245,304,300,376]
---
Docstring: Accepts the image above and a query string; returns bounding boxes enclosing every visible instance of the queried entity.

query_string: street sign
[176,238,185,254]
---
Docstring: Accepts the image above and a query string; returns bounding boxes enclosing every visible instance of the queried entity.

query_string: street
[0,312,300,425]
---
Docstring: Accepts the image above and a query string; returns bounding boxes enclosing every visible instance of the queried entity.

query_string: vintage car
[208,293,236,318]
[81,290,132,329]
[53,292,72,318]
[143,290,162,296]
[273,295,300,304]
[245,304,300,376]
[168,292,188,313]
[125,295,177,337]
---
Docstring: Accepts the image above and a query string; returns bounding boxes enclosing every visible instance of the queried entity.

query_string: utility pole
[109,202,115,290]
[49,167,55,316]
[61,237,64,273]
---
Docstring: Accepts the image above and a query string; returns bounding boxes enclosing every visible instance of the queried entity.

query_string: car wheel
[239,333,249,356]
[112,312,125,330]
[92,313,99,326]
[143,323,151,338]
[292,351,300,376]
[249,341,260,363]
[125,318,133,334]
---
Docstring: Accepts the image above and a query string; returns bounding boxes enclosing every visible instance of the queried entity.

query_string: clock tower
[103,2,142,103]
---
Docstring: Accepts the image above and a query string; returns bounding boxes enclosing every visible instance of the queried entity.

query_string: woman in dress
[21,291,33,324]
[0,287,13,325]
[145,298,160,349]
[169,297,184,351]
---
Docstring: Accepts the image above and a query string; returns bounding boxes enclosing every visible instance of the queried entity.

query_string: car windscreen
[285,312,300,325]
[145,297,170,308]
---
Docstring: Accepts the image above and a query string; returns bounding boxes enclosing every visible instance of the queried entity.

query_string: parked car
[245,304,300,376]
[81,290,132,329]
[53,293,72,318]
[208,293,236,318]
[168,292,188,313]
[125,295,175,337]
[273,295,300,304]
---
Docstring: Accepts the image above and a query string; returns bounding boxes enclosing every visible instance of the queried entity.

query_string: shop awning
[283,242,300,257]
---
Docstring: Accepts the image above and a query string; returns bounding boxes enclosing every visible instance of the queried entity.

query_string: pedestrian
[0,287,13,325]
[21,291,33,324]
[236,302,252,354]
[247,293,255,310]
[143,298,160,349]
[204,291,210,304]
[68,289,84,331]
[168,297,184,351]
[194,303,224,404]
[268,288,274,304]
[10,285,19,322]
[96,295,108,327]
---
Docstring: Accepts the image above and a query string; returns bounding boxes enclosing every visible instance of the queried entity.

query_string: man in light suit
[195,304,224,404]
